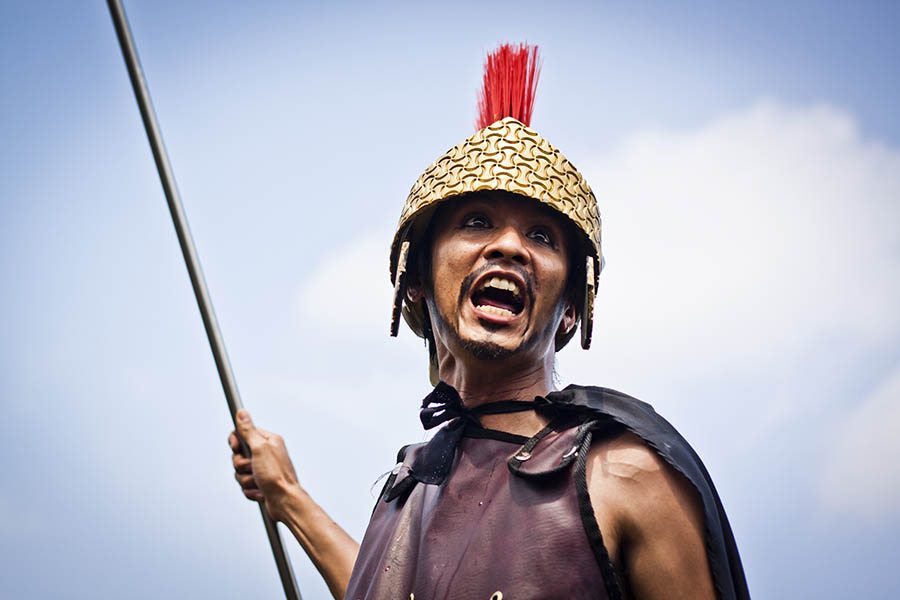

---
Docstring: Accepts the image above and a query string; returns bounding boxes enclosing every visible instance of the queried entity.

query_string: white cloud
[297,232,395,334]
[559,100,900,389]
[819,365,900,519]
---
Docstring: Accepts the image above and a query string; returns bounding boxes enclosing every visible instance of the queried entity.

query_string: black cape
[397,382,750,600]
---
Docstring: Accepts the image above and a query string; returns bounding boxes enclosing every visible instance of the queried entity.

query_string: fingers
[228,411,296,510]
[230,437,255,495]
[229,428,255,500]
[232,452,252,474]
[235,409,267,452]
[235,471,262,502]
[234,471,257,489]
[229,413,267,504]
[228,431,241,453]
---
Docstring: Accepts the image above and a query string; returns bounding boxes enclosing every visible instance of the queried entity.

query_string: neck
[437,352,555,437]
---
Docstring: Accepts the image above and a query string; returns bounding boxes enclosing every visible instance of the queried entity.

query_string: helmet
[389,44,604,380]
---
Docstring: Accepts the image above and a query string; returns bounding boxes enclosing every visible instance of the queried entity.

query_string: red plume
[476,43,541,130]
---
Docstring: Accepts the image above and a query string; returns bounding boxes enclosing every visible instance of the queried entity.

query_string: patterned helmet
[389,45,604,379]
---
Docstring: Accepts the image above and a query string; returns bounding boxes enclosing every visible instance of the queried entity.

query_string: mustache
[456,263,535,309]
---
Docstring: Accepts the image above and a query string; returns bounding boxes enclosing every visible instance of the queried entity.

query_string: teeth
[476,305,515,317]
[479,276,520,297]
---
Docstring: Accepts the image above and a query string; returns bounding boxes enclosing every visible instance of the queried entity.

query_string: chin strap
[420,381,552,429]
[580,256,596,349]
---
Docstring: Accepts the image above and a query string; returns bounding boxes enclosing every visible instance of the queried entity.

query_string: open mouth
[470,275,525,319]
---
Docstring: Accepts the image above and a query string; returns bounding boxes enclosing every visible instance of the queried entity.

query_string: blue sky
[2,1,899,598]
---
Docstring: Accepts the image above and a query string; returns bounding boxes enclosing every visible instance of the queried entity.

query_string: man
[230,44,748,600]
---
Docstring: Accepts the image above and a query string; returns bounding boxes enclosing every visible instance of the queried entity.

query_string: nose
[483,226,529,265]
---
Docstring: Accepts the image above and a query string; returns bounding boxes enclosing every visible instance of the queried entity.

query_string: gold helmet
[389,44,604,379]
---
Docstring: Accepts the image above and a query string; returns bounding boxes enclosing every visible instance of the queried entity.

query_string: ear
[558,297,577,336]
[407,280,425,303]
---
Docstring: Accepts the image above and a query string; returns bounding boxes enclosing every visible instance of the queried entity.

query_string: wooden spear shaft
[106,2,302,598]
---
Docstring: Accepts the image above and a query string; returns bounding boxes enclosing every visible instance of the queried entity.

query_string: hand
[228,409,302,523]
[229,410,360,600]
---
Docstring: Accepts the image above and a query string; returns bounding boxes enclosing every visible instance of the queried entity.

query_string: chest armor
[345,423,615,600]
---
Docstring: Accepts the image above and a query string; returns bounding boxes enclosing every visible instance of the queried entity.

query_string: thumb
[235,409,262,448]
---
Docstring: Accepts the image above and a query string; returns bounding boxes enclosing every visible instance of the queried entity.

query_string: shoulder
[553,384,711,498]
[568,387,725,599]
[586,429,716,599]
[563,385,709,536]
[588,429,669,484]
[556,385,748,599]
[586,430,704,536]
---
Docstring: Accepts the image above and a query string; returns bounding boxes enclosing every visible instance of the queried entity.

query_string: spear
[106,2,302,598]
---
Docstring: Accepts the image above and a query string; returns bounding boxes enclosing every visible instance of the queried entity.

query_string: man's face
[422,192,574,363]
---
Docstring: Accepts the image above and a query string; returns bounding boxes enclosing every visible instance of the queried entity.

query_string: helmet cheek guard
[389,239,410,338]
[581,255,597,350]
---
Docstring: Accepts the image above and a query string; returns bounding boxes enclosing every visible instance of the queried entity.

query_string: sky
[1,1,899,598]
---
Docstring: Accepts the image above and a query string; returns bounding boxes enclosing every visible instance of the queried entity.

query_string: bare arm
[229,409,359,600]
[587,432,716,600]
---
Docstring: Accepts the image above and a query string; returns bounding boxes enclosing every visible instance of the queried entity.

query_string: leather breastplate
[345,422,614,600]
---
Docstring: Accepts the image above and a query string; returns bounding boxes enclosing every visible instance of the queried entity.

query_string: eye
[463,214,491,229]
[528,228,554,246]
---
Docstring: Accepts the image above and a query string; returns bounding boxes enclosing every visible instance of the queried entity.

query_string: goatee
[459,337,518,360]
[429,298,525,361]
